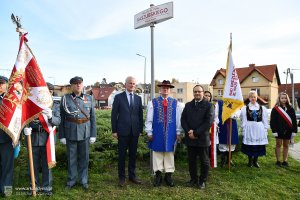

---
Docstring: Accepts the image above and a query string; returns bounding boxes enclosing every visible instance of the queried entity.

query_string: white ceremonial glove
[42,107,53,119]
[89,137,96,144]
[60,138,67,145]
[291,132,296,137]
[24,127,32,136]
[272,132,278,137]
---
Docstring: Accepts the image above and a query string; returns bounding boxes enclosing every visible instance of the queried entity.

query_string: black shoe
[253,157,260,168]
[154,171,162,187]
[276,161,281,167]
[220,153,226,168]
[186,179,198,187]
[45,191,53,196]
[253,162,260,168]
[198,182,206,189]
[247,157,253,167]
[129,178,142,185]
[164,173,175,187]
[118,179,125,187]
[282,161,289,167]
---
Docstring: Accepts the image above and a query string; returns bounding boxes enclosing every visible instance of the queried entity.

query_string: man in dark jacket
[181,85,214,189]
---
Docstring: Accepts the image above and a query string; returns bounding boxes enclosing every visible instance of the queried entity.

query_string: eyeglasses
[194,91,203,93]
[204,95,211,98]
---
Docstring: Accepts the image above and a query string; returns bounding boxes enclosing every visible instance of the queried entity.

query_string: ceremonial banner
[222,40,244,124]
[39,113,56,168]
[0,33,52,145]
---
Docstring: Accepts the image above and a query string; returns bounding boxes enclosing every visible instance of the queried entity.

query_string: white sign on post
[134,2,173,29]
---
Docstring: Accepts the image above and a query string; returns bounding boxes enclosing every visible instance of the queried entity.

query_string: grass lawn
[8,132,300,200]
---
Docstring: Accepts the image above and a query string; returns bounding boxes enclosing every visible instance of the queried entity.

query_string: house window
[252,77,259,83]
[251,88,260,96]
[177,88,183,94]
[177,98,183,102]
[218,90,223,96]
[218,79,224,85]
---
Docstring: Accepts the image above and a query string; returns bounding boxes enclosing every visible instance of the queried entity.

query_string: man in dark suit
[0,76,14,197]
[181,85,214,189]
[111,76,143,187]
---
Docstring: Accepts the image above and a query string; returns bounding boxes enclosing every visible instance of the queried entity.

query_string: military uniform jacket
[28,100,61,146]
[59,93,96,141]
[0,95,12,143]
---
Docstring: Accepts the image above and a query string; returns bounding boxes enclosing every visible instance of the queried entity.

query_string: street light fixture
[136,53,147,106]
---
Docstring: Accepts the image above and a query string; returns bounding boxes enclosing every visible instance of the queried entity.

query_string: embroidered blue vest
[148,96,177,152]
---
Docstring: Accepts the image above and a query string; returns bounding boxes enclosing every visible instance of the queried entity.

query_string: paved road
[289,142,300,162]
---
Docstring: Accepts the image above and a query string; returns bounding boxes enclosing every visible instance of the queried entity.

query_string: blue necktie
[129,93,133,109]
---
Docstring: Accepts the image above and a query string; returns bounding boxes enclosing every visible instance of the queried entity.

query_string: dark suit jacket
[111,91,143,136]
[181,99,214,147]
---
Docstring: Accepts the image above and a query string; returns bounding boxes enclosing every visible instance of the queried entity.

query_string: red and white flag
[0,33,52,146]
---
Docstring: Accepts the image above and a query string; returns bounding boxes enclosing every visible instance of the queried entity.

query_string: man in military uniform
[23,82,60,196]
[0,76,14,197]
[59,76,96,190]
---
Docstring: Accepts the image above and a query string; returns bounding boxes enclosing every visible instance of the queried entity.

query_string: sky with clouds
[0,0,300,85]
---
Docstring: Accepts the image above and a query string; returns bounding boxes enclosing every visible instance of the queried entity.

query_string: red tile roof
[210,64,281,86]
[279,83,300,98]
[91,87,115,101]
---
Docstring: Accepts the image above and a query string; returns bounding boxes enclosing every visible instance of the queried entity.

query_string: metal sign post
[134,2,174,175]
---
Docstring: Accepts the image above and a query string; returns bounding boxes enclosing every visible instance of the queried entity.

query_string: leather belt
[65,118,89,124]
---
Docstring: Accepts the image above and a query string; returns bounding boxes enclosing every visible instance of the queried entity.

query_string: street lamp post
[136,53,147,106]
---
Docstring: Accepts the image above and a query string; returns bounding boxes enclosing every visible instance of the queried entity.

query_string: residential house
[210,64,281,108]
[90,87,117,109]
[170,82,212,103]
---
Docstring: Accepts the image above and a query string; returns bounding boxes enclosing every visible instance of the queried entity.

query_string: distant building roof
[210,64,281,86]
[91,87,115,101]
[279,83,300,98]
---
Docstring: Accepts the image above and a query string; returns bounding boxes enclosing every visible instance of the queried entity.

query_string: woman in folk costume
[217,100,239,168]
[270,92,297,167]
[240,91,269,168]
[204,91,219,168]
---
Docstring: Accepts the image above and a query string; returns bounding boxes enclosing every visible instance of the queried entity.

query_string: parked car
[296,110,300,120]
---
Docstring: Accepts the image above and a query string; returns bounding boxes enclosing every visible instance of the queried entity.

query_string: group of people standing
[0,74,298,197]
[111,76,298,190]
[0,75,97,197]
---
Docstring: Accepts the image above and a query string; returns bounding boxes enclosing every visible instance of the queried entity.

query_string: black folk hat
[157,80,175,88]
[70,76,83,84]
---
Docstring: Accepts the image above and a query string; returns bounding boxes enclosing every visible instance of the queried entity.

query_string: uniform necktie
[129,93,133,109]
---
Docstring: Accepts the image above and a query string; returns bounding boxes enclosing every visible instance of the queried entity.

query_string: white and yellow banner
[222,40,244,124]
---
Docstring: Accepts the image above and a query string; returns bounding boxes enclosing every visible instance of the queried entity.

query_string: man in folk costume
[59,76,96,190]
[145,80,184,187]
[23,82,60,196]
[217,100,239,168]
[0,76,14,197]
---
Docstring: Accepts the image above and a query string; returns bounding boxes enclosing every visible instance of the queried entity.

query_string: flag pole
[11,14,36,197]
[228,118,232,171]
